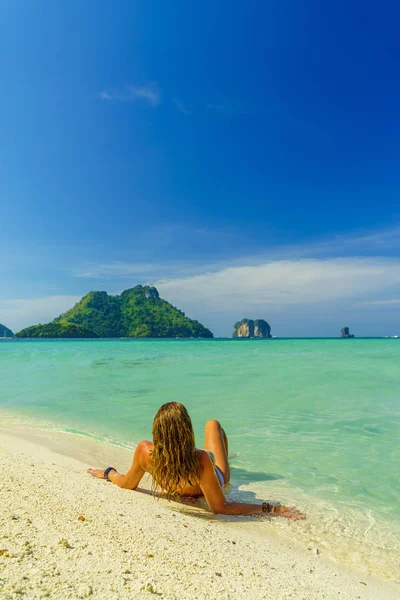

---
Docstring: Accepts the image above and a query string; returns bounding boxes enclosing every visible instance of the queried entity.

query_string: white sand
[0,428,399,600]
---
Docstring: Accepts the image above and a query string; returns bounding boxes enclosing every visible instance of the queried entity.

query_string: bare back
[137,441,222,497]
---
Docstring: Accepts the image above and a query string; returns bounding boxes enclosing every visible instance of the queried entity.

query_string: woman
[89,402,304,520]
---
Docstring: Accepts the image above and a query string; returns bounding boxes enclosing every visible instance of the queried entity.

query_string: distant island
[15,285,213,339]
[232,319,271,338]
[340,327,355,338]
[0,323,14,338]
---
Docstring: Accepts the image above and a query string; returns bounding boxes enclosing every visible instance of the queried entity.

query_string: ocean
[1,338,399,582]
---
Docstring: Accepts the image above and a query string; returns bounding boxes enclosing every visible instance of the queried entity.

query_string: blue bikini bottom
[215,465,225,487]
[207,451,225,487]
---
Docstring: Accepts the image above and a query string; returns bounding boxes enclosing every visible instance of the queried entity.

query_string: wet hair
[151,402,201,499]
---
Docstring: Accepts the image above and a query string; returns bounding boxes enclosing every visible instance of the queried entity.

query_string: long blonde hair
[151,402,201,498]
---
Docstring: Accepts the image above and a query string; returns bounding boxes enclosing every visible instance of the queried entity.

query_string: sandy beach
[0,428,398,600]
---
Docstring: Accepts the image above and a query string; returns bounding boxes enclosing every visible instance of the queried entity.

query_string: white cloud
[155,258,400,308]
[128,83,161,106]
[99,82,161,106]
[173,98,191,115]
[99,91,113,101]
[0,296,81,333]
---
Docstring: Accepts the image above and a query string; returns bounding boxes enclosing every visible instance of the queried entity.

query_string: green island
[15,285,213,339]
[0,323,14,338]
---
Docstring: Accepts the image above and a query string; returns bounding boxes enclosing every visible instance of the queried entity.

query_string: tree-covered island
[15,286,213,339]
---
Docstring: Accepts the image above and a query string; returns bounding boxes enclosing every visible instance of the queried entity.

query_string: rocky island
[232,319,271,338]
[16,285,213,339]
[340,327,355,338]
[0,323,14,338]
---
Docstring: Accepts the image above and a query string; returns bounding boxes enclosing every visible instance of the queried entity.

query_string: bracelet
[104,466,117,481]
[262,502,274,514]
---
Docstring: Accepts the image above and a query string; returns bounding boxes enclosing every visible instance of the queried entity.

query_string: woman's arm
[199,452,305,520]
[88,440,151,490]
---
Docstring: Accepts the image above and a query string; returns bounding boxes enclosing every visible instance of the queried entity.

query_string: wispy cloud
[129,83,161,106]
[75,262,169,279]
[73,260,208,282]
[206,102,241,119]
[205,97,262,119]
[356,298,400,306]
[99,82,161,106]
[156,258,400,310]
[340,226,400,250]
[72,225,400,281]
[173,98,191,116]
[238,225,400,263]
[99,91,113,101]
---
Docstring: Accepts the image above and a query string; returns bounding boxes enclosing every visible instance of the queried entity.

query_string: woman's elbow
[114,476,131,489]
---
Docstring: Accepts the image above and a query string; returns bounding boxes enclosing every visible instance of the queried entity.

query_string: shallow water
[1,338,399,581]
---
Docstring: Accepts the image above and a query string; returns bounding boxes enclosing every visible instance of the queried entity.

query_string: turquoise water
[1,338,400,580]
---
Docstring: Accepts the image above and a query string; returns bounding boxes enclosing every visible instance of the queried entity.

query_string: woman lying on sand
[89,402,305,520]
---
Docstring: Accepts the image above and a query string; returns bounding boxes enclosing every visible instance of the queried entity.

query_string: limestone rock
[340,327,355,338]
[233,319,271,338]
[144,287,160,300]
[254,319,271,338]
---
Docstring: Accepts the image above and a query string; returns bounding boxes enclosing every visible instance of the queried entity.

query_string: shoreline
[2,411,400,584]
[1,425,399,599]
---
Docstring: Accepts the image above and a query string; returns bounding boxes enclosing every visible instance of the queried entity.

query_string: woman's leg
[204,420,230,484]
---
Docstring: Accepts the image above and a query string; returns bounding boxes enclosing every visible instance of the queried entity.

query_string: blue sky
[1,1,400,336]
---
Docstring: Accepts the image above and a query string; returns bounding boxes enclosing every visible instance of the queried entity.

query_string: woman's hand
[88,468,106,479]
[275,505,306,520]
